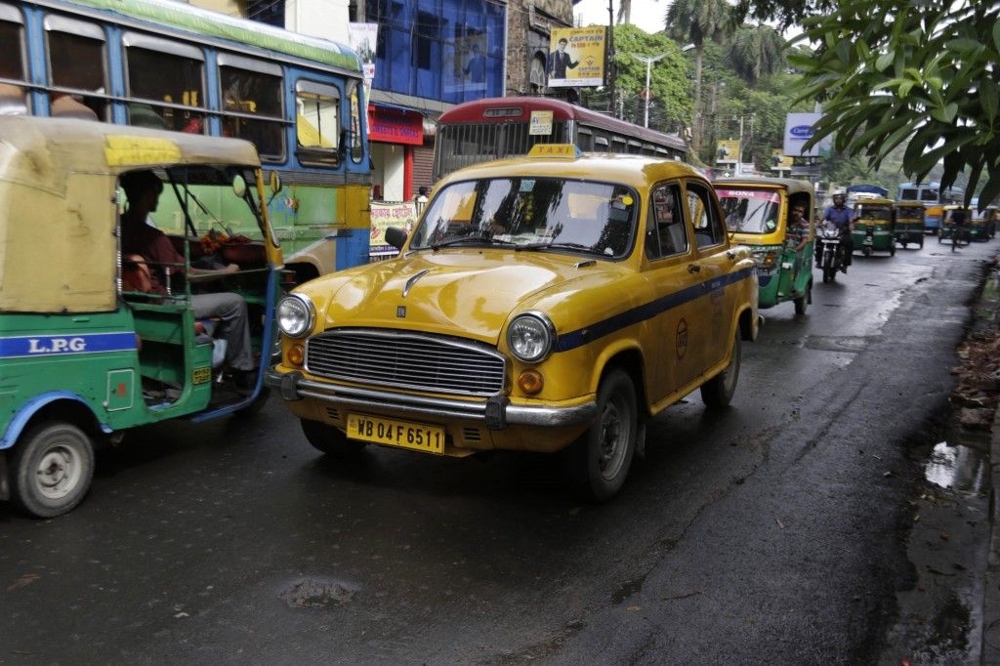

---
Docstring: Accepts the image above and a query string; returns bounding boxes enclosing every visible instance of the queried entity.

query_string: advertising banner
[547,26,606,88]
[348,23,378,90]
[370,201,417,257]
[717,139,740,163]
[783,112,832,157]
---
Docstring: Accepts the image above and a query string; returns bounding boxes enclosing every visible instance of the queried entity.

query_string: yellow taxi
[266,145,760,501]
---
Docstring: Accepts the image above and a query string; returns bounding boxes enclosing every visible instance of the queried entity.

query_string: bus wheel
[301,420,366,459]
[566,368,637,502]
[11,422,94,518]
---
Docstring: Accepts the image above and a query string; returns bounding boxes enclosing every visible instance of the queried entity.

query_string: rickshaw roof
[0,115,260,186]
[0,116,261,314]
[712,176,815,197]
[895,200,926,208]
[855,197,895,206]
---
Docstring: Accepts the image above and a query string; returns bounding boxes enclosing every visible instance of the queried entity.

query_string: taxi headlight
[507,313,554,363]
[277,294,315,339]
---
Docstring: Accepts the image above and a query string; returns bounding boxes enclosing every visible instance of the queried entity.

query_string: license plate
[346,414,445,454]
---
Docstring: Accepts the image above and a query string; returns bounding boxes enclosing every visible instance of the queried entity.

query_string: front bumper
[265,368,597,431]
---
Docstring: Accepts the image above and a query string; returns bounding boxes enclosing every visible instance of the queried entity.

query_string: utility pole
[607,0,615,117]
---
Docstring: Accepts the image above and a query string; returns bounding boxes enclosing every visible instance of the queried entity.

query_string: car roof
[435,152,704,191]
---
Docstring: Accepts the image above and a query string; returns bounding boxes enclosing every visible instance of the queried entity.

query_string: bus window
[0,8,27,114]
[45,16,105,120]
[124,35,204,134]
[219,55,284,160]
[295,79,340,166]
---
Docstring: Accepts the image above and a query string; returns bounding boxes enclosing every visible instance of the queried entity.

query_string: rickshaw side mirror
[269,171,283,195]
[232,174,247,198]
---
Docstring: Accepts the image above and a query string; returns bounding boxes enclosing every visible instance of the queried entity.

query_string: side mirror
[268,171,283,195]
[385,226,408,251]
[232,174,247,197]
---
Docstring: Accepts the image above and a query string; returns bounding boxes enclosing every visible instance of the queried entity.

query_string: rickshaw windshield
[410,177,638,259]
[857,205,892,221]
[159,165,267,238]
[717,188,781,234]
[896,206,923,219]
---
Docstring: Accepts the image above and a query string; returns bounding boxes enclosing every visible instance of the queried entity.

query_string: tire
[10,422,95,518]
[301,419,366,459]
[919,236,924,249]
[701,328,742,408]
[863,246,872,257]
[823,265,836,283]
[566,368,637,502]
[890,244,896,256]
[794,280,810,315]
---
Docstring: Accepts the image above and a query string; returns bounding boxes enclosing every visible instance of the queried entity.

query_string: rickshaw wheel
[794,281,810,315]
[566,368,637,502]
[890,245,896,256]
[919,236,925,249]
[11,421,94,518]
[863,246,872,257]
[701,329,742,408]
[301,419,367,459]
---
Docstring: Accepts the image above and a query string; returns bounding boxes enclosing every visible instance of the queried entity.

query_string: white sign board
[783,112,832,158]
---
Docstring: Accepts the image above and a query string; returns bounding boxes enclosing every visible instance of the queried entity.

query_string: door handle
[688,263,701,273]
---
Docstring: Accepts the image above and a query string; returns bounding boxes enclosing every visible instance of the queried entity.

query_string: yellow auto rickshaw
[0,115,285,517]
[853,197,896,256]
[893,201,926,249]
[717,177,815,314]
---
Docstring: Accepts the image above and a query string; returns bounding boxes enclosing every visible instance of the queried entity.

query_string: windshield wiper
[516,242,605,255]
[430,235,517,250]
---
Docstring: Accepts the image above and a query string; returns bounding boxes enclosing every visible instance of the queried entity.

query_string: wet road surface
[1,237,994,665]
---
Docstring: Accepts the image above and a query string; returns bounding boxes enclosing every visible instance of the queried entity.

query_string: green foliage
[608,24,694,132]
[789,0,1000,206]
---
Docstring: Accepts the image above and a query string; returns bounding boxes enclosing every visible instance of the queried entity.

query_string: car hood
[297,251,627,344]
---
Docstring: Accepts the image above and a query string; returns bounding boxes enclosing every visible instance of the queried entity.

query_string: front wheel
[566,368,638,502]
[823,265,836,283]
[11,421,95,518]
[701,328,742,407]
[301,420,367,459]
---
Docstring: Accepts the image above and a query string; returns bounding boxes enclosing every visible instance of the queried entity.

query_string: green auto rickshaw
[0,115,286,518]
[717,177,815,315]
[970,206,997,241]
[853,197,896,256]
[893,201,925,249]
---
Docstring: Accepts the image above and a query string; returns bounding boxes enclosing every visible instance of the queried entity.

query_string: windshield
[717,188,781,234]
[857,205,891,221]
[411,177,639,258]
[158,165,269,243]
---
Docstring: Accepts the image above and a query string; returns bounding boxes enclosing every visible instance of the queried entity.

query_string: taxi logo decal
[554,266,754,353]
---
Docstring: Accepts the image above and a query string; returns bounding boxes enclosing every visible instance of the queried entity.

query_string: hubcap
[35,446,80,500]
[598,397,630,480]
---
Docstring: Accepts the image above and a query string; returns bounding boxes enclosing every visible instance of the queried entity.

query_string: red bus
[432,97,688,182]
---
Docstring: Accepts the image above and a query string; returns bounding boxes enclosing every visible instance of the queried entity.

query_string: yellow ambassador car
[266,146,760,500]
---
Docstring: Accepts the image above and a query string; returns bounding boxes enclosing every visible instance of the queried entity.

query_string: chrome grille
[306,329,506,396]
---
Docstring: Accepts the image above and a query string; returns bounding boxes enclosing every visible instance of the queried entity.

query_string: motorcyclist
[816,192,854,273]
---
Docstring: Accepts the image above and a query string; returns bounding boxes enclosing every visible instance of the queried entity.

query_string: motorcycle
[818,221,846,283]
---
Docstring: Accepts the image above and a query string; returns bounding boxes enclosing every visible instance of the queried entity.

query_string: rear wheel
[701,328,742,407]
[566,368,637,502]
[11,421,94,518]
[794,280,810,315]
[301,420,367,459]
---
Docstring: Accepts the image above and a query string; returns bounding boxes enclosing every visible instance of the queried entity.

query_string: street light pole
[624,52,670,128]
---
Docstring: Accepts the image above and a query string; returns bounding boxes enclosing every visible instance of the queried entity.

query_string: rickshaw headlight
[752,250,778,269]
[277,294,315,339]
[507,313,554,363]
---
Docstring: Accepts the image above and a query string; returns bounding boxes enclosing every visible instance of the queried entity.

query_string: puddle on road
[924,427,989,492]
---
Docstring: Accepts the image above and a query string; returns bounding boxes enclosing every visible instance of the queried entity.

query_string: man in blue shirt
[816,192,854,272]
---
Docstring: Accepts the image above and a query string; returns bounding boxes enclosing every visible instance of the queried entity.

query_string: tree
[665,0,735,153]
[783,0,999,206]
[726,24,786,85]
[609,25,693,133]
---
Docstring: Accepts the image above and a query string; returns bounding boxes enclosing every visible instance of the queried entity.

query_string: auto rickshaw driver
[120,169,256,394]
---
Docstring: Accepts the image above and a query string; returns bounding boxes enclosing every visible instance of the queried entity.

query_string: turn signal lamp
[287,343,305,367]
[517,370,544,395]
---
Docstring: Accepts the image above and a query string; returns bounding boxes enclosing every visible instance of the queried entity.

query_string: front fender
[0,391,109,451]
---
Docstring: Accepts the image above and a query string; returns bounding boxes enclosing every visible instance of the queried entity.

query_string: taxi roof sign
[528,144,583,158]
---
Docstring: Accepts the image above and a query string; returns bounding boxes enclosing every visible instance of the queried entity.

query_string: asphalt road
[1,237,993,665]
